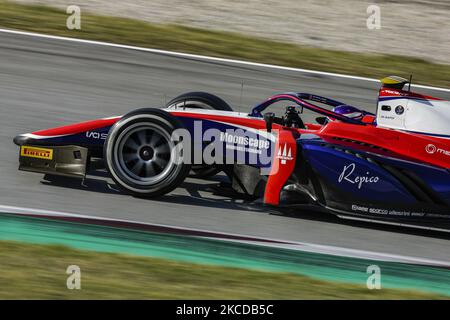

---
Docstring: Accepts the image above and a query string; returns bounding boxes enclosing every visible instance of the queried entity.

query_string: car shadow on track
[41,173,120,195]
[40,172,267,214]
[276,206,450,240]
[40,170,450,240]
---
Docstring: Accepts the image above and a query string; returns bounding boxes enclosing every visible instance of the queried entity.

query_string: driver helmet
[328,105,364,121]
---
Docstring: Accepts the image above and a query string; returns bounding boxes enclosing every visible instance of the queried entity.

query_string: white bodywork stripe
[21,133,69,139]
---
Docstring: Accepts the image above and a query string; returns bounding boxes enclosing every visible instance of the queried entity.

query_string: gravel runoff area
[12,0,450,65]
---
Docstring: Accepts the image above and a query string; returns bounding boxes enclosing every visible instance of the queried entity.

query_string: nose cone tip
[13,134,28,146]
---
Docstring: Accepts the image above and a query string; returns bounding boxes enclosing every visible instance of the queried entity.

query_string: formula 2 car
[13,76,450,231]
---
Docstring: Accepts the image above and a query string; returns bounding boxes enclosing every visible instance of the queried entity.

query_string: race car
[13,76,450,231]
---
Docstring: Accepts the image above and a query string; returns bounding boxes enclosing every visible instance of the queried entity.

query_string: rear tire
[167,92,233,178]
[104,108,190,197]
[166,91,233,111]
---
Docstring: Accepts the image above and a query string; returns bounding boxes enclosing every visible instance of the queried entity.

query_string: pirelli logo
[20,146,53,160]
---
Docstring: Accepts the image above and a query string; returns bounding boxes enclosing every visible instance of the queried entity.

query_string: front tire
[104,108,190,197]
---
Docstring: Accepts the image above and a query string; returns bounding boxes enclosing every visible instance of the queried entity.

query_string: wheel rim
[114,123,175,186]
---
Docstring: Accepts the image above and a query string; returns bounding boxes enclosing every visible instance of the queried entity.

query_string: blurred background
[12,0,450,64]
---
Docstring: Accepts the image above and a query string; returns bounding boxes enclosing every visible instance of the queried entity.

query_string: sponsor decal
[276,143,293,165]
[219,132,270,150]
[351,205,369,213]
[382,89,402,96]
[350,204,435,218]
[425,144,450,156]
[338,163,379,189]
[395,105,404,115]
[86,131,108,140]
[20,146,53,160]
[171,124,274,174]
[425,144,437,154]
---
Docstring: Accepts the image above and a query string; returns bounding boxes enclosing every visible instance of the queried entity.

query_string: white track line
[1,204,449,267]
[0,28,449,93]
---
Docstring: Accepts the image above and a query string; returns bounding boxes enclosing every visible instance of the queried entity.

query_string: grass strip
[0,240,446,299]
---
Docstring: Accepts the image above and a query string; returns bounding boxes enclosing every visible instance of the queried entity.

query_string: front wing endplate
[19,145,88,178]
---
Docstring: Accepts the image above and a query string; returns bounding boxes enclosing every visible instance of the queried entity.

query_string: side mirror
[316,117,328,125]
[264,112,275,132]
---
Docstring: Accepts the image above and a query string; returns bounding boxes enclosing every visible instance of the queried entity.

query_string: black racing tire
[166,91,233,111]
[167,92,233,178]
[104,108,190,197]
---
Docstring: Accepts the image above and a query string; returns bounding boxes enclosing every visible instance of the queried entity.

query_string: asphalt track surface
[1,31,450,262]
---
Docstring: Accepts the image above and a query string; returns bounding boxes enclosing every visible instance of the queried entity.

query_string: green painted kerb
[0,213,449,296]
